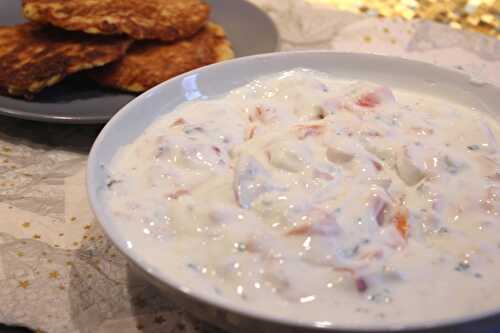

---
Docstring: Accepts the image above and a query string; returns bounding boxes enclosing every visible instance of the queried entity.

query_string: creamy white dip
[105,69,500,328]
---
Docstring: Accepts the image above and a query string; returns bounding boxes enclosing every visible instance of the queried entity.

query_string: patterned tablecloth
[0,1,499,332]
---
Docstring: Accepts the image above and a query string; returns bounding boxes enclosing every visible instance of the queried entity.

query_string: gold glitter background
[307,0,499,39]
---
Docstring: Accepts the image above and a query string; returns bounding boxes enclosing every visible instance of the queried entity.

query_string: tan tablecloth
[0,1,499,332]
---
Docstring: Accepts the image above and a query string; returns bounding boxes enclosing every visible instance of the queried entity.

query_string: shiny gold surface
[307,0,499,39]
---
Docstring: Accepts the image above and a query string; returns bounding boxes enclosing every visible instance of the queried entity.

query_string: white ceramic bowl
[87,51,500,332]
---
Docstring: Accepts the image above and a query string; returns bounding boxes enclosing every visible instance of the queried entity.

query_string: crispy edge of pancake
[0,23,132,99]
[90,22,234,93]
[22,0,211,41]
[209,22,234,62]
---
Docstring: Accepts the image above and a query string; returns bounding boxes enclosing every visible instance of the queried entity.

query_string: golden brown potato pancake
[89,22,234,93]
[23,0,210,41]
[0,23,132,99]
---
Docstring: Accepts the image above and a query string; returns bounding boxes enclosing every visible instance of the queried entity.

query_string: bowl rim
[87,50,500,332]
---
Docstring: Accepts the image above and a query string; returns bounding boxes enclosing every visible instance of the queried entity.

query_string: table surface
[0,1,499,333]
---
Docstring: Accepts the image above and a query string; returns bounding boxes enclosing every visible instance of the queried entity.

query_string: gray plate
[0,0,279,124]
